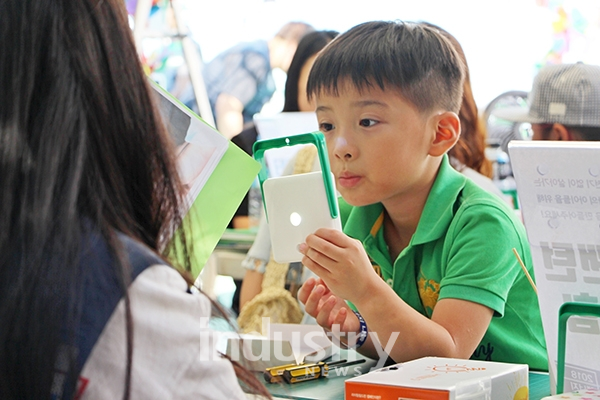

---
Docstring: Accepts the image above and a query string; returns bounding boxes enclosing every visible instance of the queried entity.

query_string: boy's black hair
[307,20,465,114]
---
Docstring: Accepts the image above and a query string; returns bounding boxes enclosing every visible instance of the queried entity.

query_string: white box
[345,357,528,400]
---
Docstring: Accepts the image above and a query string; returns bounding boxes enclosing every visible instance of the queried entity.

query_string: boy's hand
[297,276,360,334]
[298,228,378,304]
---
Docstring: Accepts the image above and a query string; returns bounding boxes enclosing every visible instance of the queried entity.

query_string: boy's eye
[319,123,334,132]
[359,119,377,127]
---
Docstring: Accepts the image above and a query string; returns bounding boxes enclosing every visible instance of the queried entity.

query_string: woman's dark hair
[283,30,338,111]
[0,0,269,398]
[421,22,493,178]
[307,21,465,114]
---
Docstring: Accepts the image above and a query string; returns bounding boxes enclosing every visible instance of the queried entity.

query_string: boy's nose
[332,137,353,160]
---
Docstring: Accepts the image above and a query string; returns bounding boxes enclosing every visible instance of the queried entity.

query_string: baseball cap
[492,63,600,127]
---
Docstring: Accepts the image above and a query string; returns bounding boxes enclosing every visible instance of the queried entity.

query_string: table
[530,372,552,400]
[261,356,551,400]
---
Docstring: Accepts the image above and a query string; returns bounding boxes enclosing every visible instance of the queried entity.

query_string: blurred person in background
[492,62,600,142]
[182,21,314,139]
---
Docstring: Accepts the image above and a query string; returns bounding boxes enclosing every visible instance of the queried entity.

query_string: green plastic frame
[252,131,339,220]
[556,302,600,394]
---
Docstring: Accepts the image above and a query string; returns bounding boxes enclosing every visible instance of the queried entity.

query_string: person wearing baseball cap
[492,62,600,141]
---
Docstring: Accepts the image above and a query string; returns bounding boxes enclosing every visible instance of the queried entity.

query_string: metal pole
[170,0,216,127]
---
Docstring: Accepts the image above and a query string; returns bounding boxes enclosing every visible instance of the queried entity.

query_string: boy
[297,21,547,370]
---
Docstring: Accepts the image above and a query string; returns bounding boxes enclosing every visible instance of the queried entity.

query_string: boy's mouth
[338,172,361,188]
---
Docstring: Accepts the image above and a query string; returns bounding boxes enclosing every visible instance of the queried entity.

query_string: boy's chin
[342,195,377,208]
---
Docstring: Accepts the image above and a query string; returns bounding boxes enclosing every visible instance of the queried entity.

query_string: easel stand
[133,0,215,127]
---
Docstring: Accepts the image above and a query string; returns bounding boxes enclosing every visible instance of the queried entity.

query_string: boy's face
[315,79,439,207]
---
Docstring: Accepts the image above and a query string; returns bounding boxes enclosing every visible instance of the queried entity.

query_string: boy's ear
[429,112,460,157]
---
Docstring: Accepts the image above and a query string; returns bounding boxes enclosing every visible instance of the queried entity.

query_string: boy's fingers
[312,228,348,245]
[297,277,316,304]
[305,236,340,264]
[334,306,347,328]
[301,284,326,316]
[316,294,337,328]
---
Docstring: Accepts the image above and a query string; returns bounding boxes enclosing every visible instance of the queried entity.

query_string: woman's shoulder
[79,264,245,399]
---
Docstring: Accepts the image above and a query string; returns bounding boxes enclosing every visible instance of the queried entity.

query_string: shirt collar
[412,154,467,245]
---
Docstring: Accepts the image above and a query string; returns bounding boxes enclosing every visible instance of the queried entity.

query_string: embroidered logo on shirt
[418,276,440,316]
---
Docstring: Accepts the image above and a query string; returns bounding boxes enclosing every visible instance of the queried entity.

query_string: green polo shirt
[340,155,548,371]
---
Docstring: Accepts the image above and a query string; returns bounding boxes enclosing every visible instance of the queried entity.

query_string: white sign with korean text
[510,141,600,394]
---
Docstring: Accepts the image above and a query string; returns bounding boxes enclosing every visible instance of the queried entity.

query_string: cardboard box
[345,357,528,400]
[219,323,333,371]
